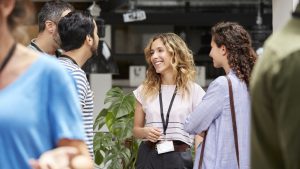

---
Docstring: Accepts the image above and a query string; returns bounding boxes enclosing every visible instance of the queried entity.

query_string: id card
[156,141,174,154]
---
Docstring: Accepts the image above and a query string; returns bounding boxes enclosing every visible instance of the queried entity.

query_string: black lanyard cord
[30,42,43,53]
[31,42,60,58]
[0,42,17,74]
[59,54,78,66]
[159,86,177,136]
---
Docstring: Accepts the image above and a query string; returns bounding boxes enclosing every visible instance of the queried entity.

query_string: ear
[0,0,15,18]
[85,35,93,46]
[220,45,227,56]
[45,20,56,34]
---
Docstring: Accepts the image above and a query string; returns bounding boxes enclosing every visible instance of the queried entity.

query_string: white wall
[273,0,299,31]
[90,74,112,132]
[293,0,300,11]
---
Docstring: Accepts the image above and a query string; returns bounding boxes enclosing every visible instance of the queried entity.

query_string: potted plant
[93,87,140,169]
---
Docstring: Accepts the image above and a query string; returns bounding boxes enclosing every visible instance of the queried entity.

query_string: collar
[59,54,79,66]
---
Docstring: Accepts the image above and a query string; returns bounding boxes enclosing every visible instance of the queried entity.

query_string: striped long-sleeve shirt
[58,57,94,158]
[184,71,251,169]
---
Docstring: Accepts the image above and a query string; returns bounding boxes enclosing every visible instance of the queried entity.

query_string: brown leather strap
[198,76,240,169]
[198,131,207,169]
[226,76,240,168]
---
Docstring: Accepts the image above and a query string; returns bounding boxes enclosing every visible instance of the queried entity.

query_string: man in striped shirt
[57,11,100,158]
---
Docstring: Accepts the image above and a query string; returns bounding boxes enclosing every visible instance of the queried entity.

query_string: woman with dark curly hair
[184,22,257,169]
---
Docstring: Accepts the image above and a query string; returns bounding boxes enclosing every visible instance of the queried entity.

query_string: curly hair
[211,22,257,87]
[142,33,196,99]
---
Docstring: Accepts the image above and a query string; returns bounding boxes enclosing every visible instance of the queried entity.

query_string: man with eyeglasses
[28,0,74,57]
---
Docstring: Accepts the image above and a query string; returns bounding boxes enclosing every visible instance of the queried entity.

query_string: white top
[134,82,205,146]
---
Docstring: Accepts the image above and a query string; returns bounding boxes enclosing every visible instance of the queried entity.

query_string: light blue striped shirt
[184,71,250,169]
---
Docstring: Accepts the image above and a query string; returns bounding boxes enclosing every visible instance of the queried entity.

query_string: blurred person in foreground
[0,0,93,168]
[251,2,300,169]
[58,10,100,158]
[28,0,74,57]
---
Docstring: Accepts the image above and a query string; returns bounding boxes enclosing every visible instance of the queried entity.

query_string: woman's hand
[144,127,162,142]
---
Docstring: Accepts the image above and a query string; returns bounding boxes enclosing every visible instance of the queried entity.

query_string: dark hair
[38,0,74,32]
[4,0,34,31]
[58,10,95,51]
[211,21,257,87]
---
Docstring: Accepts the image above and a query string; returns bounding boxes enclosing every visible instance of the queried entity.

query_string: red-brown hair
[211,22,257,87]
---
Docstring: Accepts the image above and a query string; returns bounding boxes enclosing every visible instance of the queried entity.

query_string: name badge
[156,141,174,154]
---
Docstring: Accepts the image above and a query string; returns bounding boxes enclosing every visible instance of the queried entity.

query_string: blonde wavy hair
[141,33,196,99]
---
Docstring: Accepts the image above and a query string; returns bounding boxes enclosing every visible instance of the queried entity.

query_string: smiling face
[149,38,174,75]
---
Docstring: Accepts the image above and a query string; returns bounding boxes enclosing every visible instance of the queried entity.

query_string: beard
[90,40,99,56]
[53,32,62,49]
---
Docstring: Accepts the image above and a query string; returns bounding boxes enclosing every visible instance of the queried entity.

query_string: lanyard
[30,42,44,53]
[0,42,17,74]
[159,85,177,135]
[31,42,60,58]
[59,54,78,66]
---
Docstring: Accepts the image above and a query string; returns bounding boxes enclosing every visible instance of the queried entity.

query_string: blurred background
[28,0,273,82]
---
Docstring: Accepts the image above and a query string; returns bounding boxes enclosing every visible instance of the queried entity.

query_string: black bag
[179,149,193,169]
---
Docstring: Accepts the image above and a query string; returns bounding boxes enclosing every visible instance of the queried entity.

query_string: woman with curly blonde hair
[184,22,257,169]
[133,33,205,169]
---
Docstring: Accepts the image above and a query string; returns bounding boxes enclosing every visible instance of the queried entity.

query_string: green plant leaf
[104,87,135,119]
[94,108,108,130]
[94,87,140,168]
[104,87,124,104]
[94,150,104,165]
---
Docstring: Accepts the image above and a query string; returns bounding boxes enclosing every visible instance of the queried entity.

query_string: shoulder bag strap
[198,76,240,169]
[198,131,207,169]
[226,76,240,168]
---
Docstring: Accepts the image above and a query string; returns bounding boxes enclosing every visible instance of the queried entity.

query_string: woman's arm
[184,77,226,134]
[194,134,203,153]
[133,100,161,142]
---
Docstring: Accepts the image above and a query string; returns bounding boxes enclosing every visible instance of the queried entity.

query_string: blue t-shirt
[0,55,85,169]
